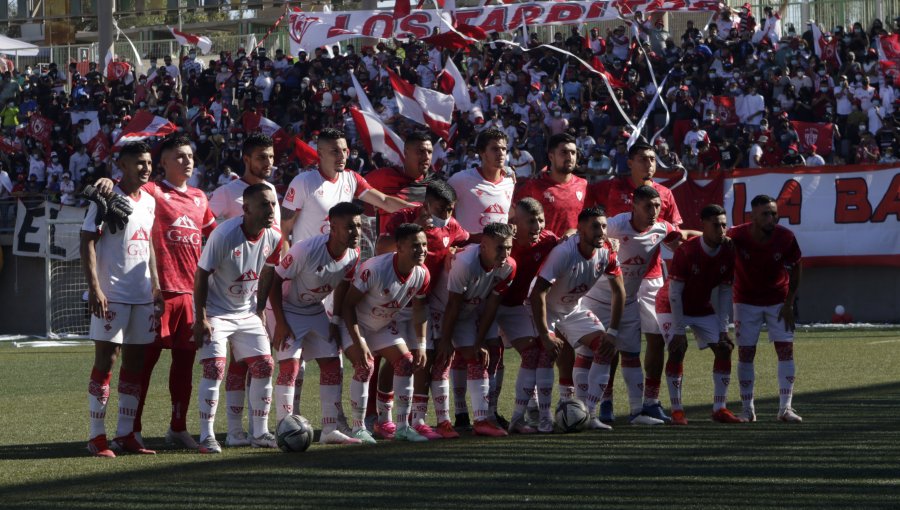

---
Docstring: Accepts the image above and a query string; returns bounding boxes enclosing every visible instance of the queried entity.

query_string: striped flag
[169,27,213,55]
[115,110,177,146]
[387,68,455,140]
[349,106,405,166]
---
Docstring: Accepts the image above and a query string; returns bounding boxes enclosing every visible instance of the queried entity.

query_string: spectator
[805,145,826,166]
[509,145,535,179]
[782,144,806,165]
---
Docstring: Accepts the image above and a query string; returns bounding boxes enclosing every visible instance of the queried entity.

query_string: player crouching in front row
[341,223,432,443]
[656,204,745,425]
[192,183,282,454]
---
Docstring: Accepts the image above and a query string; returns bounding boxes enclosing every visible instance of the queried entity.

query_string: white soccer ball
[555,399,589,433]
[276,414,313,452]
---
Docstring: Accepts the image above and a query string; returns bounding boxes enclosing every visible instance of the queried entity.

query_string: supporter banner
[723,165,900,266]
[13,201,86,260]
[288,0,717,53]
[790,121,834,156]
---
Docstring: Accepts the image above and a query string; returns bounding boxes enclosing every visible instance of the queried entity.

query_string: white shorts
[638,277,664,335]
[496,304,537,347]
[733,303,794,346]
[343,320,413,353]
[548,305,604,350]
[267,309,336,362]
[89,302,157,345]
[582,296,642,353]
[443,307,499,349]
[656,313,720,349]
[201,315,271,361]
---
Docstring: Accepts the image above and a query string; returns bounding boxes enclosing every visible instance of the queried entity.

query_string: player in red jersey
[378,180,469,439]
[587,142,687,424]
[366,131,434,233]
[83,142,164,457]
[656,204,745,425]
[513,133,587,237]
[728,195,802,423]
[94,135,216,449]
[503,198,560,433]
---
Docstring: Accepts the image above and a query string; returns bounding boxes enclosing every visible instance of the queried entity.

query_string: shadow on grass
[3,382,900,509]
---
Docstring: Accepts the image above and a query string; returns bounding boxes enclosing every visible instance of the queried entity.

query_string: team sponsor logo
[299,284,333,302]
[561,284,589,303]
[483,204,505,214]
[620,255,646,266]
[281,254,294,269]
[372,300,404,319]
[166,215,202,245]
[576,191,584,201]
[285,187,296,203]
[130,227,150,241]
[235,270,259,282]
[229,270,260,296]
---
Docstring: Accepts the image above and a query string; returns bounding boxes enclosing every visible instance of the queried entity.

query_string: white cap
[835,305,845,315]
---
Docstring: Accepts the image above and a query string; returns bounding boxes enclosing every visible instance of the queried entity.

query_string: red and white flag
[350,106,405,166]
[811,23,841,67]
[102,46,133,84]
[791,121,834,156]
[169,27,213,55]
[115,110,177,146]
[87,131,112,162]
[711,96,739,126]
[878,33,900,62]
[437,57,473,112]
[387,68,455,140]
[27,114,54,146]
[242,111,291,152]
[291,136,319,167]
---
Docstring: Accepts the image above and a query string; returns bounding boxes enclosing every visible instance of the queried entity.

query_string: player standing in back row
[192,183,282,453]
[728,195,803,423]
[82,142,164,457]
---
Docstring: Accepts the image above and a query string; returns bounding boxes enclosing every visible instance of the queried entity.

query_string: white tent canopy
[0,35,39,57]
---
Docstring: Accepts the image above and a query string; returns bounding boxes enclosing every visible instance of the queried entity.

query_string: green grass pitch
[1,329,899,509]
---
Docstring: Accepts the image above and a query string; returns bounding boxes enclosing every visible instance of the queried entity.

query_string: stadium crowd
[2,3,900,222]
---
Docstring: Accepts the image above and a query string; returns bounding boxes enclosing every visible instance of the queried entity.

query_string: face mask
[818,70,826,76]
[685,79,692,85]
[350,152,358,158]
[431,215,449,228]
[199,135,208,142]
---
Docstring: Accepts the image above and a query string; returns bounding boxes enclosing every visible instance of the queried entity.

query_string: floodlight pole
[98,0,113,65]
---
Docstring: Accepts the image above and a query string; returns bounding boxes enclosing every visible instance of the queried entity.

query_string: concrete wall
[0,246,47,336]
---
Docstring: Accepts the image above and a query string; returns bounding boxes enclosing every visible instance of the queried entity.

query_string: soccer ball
[555,399,589,433]
[276,415,313,452]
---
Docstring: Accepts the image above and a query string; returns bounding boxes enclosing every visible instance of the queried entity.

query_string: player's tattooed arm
[268,271,293,351]
[193,268,212,349]
[436,292,466,365]
[474,293,503,369]
[148,241,164,319]
[279,207,297,247]
[779,263,801,332]
[530,277,564,358]
[80,231,107,319]
[411,297,428,370]
[341,286,374,368]
[256,266,275,327]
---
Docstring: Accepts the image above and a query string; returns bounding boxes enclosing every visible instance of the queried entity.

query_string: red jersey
[144,180,216,294]
[727,223,802,306]
[502,229,559,306]
[513,173,587,236]
[656,236,734,316]
[587,177,683,278]
[384,206,469,281]
[365,166,428,233]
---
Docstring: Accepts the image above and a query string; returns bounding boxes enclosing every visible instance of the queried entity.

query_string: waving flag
[591,56,626,88]
[811,23,841,67]
[291,137,319,167]
[169,27,213,55]
[437,57,473,111]
[115,110,177,146]
[878,33,900,61]
[350,106,405,166]
[87,131,112,162]
[711,96,739,126]
[387,68,455,140]
[27,114,54,147]
[791,121,834,156]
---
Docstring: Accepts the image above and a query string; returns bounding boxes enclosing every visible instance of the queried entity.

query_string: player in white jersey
[531,207,624,430]
[341,224,431,443]
[434,223,517,437]
[207,133,279,445]
[83,142,164,457]
[446,128,515,427]
[280,127,411,243]
[448,128,516,237]
[583,185,685,425]
[193,183,282,454]
[269,202,364,445]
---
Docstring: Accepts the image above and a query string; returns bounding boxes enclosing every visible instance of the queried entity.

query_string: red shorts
[155,292,195,350]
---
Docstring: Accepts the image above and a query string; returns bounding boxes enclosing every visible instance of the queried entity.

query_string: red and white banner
[70,111,100,144]
[87,131,112,162]
[349,106,405,166]
[878,33,900,62]
[288,1,715,55]
[790,121,834,156]
[723,165,900,266]
[115,110,177,146]
[711,96,739,126]
[811,23,840,68]
[291,136,319,167]
[27,114,53,147]
[387,68,455,139]
[169,27,213,55]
